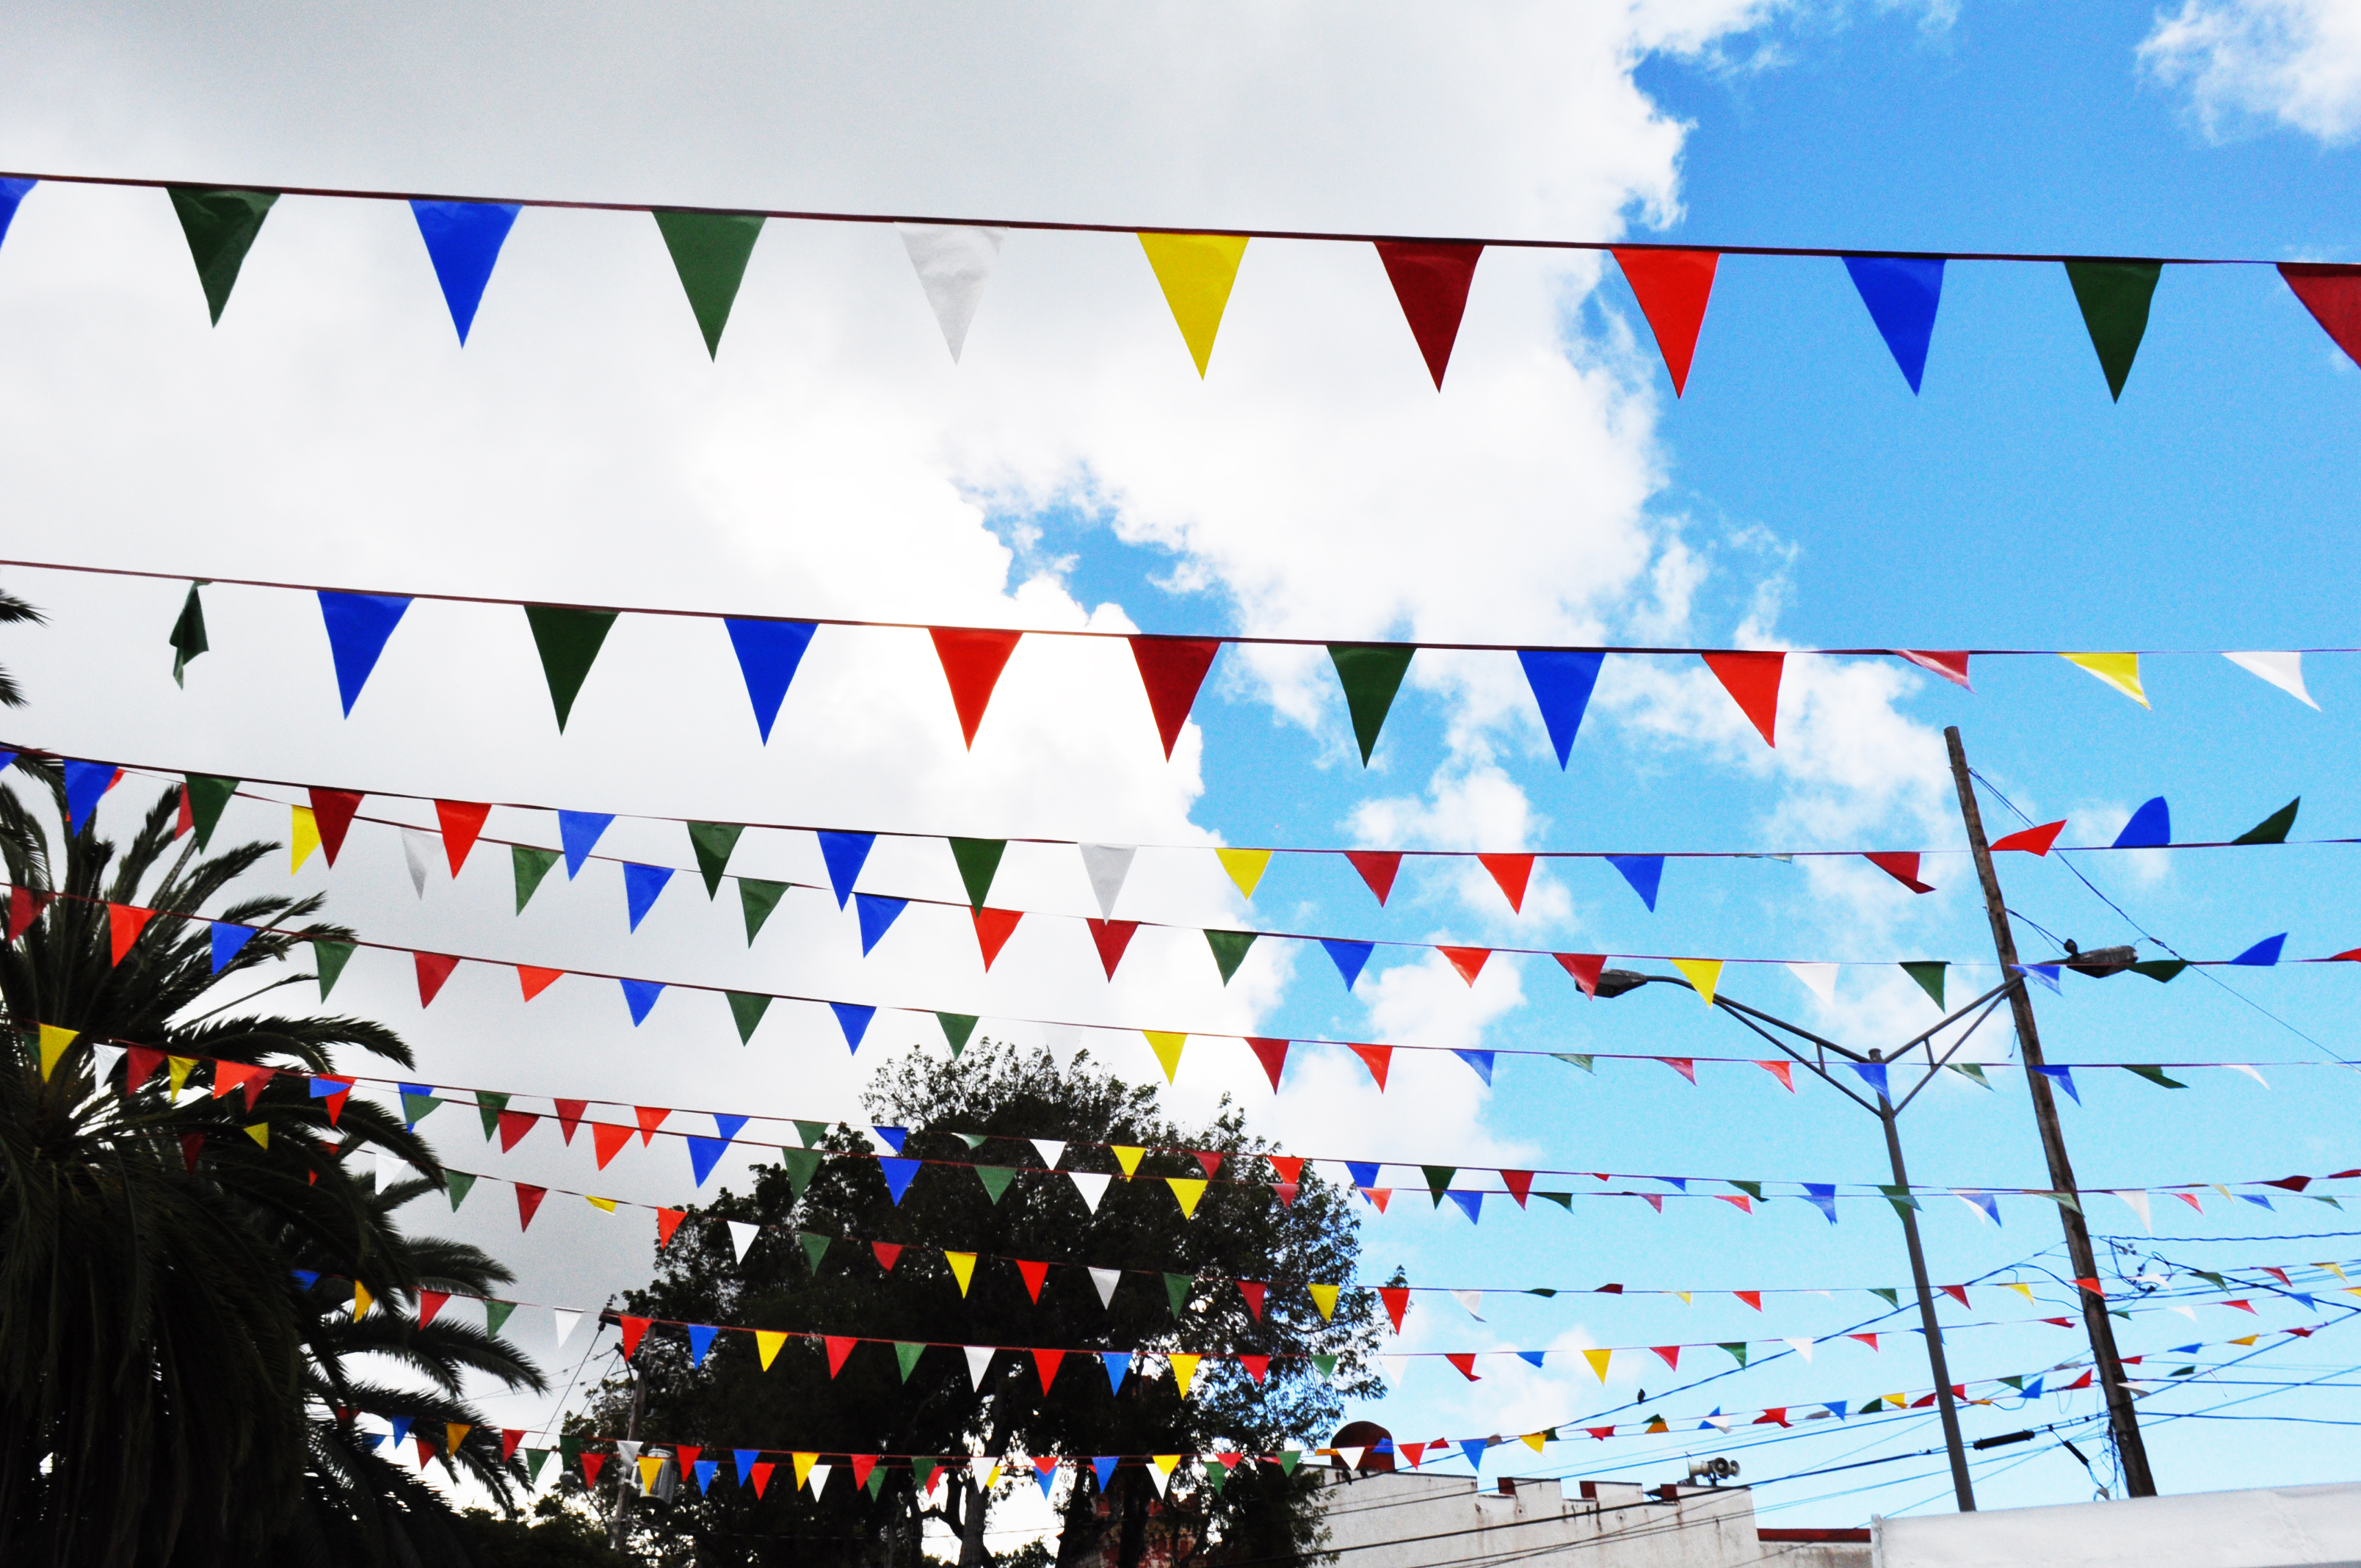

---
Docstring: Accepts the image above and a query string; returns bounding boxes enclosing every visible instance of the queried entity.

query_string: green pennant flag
[688,821,744,897]
[1856,1398,1884,1415]
[739,878,786,945]
[169,581,208,686]
[791,1119,828,1148]
[2233,798,2299,845]
[476,1092,509,1141]
[866,1464,888,1499]
[896,1341,925,1382]
[1947,1062,1992,1089]
[2042,1190,2082,1213]
[2192,1269,2227,1289]
[954,1133,987,1150]
[799,1233,830,1272]
[975,1166,1017,1204]
[1327,644,1415,765]
[1204,929,1258,984]
[1998,1375,2024,1392]
[1310,1352,1338,1379]
[523,606,619,732]
[2125,1064,2188,1089]
[1536,1191,1573,1211]
[949,838,1007,910]
[185,774,238,849]
[446,1171,476,1211]
[726,992,771,1045]
[915,1459,940,1494]
[1164,1274,1192,1316]
[512,845,561,912]
[2131,959,2188,983]
[1276,1451,1302,1476]
[2064,260,2164,401]
[937,1013,979,1057]
[1553,1053,1596,1073]
[167,186,278,324]
[1899,962,1947,1009]
[1422,1166,1457,1205]
[652,210,765,358]
[1870,1287,1898,1307]
[526,1448,554,1483]
[1876,1184,1920,1213]
[313,939,355,1001]
[485,1299,517,1335]
[1204,1463,1228,1495]
[1728,1180,1763,1199]
[560,1434,583,1464]
[780,1147,822,1197]
[1719,1342,1749,1367]
[399,1090,442,1127]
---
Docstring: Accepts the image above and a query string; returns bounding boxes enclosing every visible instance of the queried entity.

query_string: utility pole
[1944,725,2155,1497]
[1870,1049,1976,1511]
[607,1344,647,1553]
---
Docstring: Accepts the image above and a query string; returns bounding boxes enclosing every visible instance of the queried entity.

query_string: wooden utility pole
[1944,725,2155,1497]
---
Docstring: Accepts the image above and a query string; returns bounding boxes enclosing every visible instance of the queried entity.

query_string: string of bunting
[5,173,2361,397]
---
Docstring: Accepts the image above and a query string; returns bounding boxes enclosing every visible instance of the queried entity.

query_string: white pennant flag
[617,1440,642,1464]
[1786,962,1838,1003]
[729,1221,760,1262]
[2170,1303,2197,1320]
[90,1042,125,1089]
[1089,1267,1121,1308]
[968,1455,995,1485]
[1785,1337,1815,1362]
[965,1346,996,1390]
[1069,1172,1111,1213]
[897,225,1006,363]
[1079,844,1136,918]
[1378,1354,1409,1385]
[808,1463,833,1496]
[1031,1140,1067,1170]
[1451,1290,1485,1320]
[402,828,440,896]
[1335,1446,1365,1472]
[551,1307,581,1347]
[2227,1063,2270,1089]
[2223,651,2320,711]
[2118,1189,2153,1233]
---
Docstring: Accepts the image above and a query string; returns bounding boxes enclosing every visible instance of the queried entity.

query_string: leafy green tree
[574,1038,1382,1568]
[0,585,43,709]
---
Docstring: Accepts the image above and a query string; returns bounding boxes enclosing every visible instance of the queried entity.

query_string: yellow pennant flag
[1144,1032,1187,1084]
[1308,1283,1340,1321]
[1884,1393,1907,1409]
[1112,1145,1146,1178]
[946,1252,979,1296]
[792,1452,819,1489]
[290,804,322,872]
[1138,233,1249,377]
[585,1196,618,1213]
[1669,957,1723,1006]
[1153,1453,1182,1484]
[1216,848,1272,899]
[756,1330,788,1370]
[1520,1432,1547,1453]
[447,1423,473,1453]
[2004,1281,2036,1302]
[2229,1334,2259,1347]
[37,1025,77,1081]
[639,1456,664,1491]
[1584,1348,1612,1382]
[1167,1355,1200,1398]
[1644,1416,1668,1434]
[1674,1291,1693,1305]
[167,1056,198,1100]
[243,1122,269,1148]
[2321,1262,2349,1281]
[352,1282,372,1320]
[1166,1177,1208,1218]
[2060,652,2149,708]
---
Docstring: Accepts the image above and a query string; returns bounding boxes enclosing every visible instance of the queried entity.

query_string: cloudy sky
[3,0,2361,1533]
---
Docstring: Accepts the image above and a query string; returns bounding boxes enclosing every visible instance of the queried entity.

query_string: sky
[1,0,2360,1539]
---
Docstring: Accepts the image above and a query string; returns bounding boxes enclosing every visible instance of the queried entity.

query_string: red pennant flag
[1017,1260,1050,1302]
[1445,1353,1481,1382]
[1910,1393,1938,1409]
[1940,1284,1969,1307]
[1700,651,1782,747]
[825,1335,857,1376]
[210,1060,263,1102]
[7,885,51,941]
[1652,1346,1681,1369]
[2280,264,2361,368]
[1439,946,1490,984]
[973,907,1023,970]
[413,953,459,1006]
[1476,853,1534,913]
[1735,1291,1762,1310]
[1991,820,2066,856]
[1658,1057,1698,1085]
[241,1068,275,1110]
[1755,1409,1790,1428]
[929,628,1023,747]
[1850,1333,1879,1350]
[515,1183,548,1230]
[672,1444,702,1474]
[1586,1428,1615,1441]
[553,1099,587,1144]
[107,904,155,965]
[2074,1277,2106,1296]
[323,1089,349,1125]
[2225,1299,2257,1314]
[1378,1285,1411,1332]
[1034,1348,1065,1391]
[1344,851,1402,905]
[1193,1151,1222,1179]
[1349,1042,1393,1091]
[1501,1169,1534,1208]
[500,1429,525,1462]
[496,1109,538,1152]
[435,800,491,875]
[2061,1371,2092,1390]
[656,1208,686,1247]
[581,1453,608,1487]
[850,1455,876,1488]
[126,1046,164,1090]
[2041,1317,2073,1327]
[1556,952,1606,996]
[1269,1155,1304,1185]
[1238,1353,1270,1384]
[1612,248,1719,396]
[1374,241,1483,389]
[634,1107,670,1146]
[1863,852,1935,894]
[617,1315,651,1358]
[1757,1060,1794,1092]
[1365,1188,1393,1212]
[418,1290,449,1327]
[1087,919,1138,979]
[592,1121,632,1169]
[517,965,564,1001]
[175,784,193,838]
[1895,650,1973,690]
[1238,1280,1267,1318]
[750,1461,774,1497]
[308,788,363,865]
[181,1131,205,1169]
[1130,636,1222,758]
[872,1241,902,1271]
[1246,1037,1290,1091]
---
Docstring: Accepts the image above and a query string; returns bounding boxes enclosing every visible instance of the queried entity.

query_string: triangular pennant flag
[976,1166,1019,1205]
[2231,933,2286,966]
[619,979,664,1025]
[949,838,1007,910]
[622,863,674,931]
[965,1344,995,1389]
[2279,263,2361,368]
[1085,918,1137,979]
[686,821,743,899]
[2233,798,2301,845]
[897,223,1005,361]
[722,617,816,742]
[972,907,1023,969]
[652,210,764,357]
[1842,255,1944,392]
[1322,939,1374,990]
[207,921,256,974]
[515,963,564,1001]
[1069,1172,1111,1213]
[1080,843,1136,917]
[816,831,875,908]
[855,893,907,956]
[1344,850,1402,905]
[1167,1354,1201,1397]
[1205,929,1257,984]
[525,607,618,732]
[1350,1043,1393,1091]
[0,179,31,250]
[1129,637,1221,758]
[1246,1036,1290,1091]
[35,1025,76,1081]
[1167,1177,1208,1218]
[1786,962,1838,1003]
[424,800,490,877]
[1701,651,1782,747]
[879,1159,922,1205]
[413,953,460,1007]
[178,774,239,852]
[167,581,207,686]
[1216,847,1272,899]
[2064,259,2164,400]
[1138,233,1248,375]
[930,628,1022,747]
[1901,962,1947,1007]
[1327,645,1415,764]
[2113,796,2171,848]
[1607,854,1663,911]
[409,834,443,904]
[831,1001,877,1051]
[2223,651,2318,711]
[1852,1061,1892,1101]
[1864,852,1935,894]
[1374,241,1482,388]
[1613,248,1719,395]
[1896,649,1973,689]
[410,200,521,344]
[167,186,278,325]
[936,1012,979,1056]
[739,877,786,944]
[1478,853,1534,913]
[515,1183,547,1230]
[512,844,560,911]
[1991,820,2065,855]
[61,760,115,838]
[727,1220,760,1263]
[2064,652,2149,708]
[1669,958,1722,1006]
[1145,1031,1188,1083]
[1556,953,1607,997]
[1517,649,1604,767]
[306,788,362,866]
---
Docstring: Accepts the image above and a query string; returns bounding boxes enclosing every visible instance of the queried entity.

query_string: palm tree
[0,763,458,1566]
[0,585,41,710]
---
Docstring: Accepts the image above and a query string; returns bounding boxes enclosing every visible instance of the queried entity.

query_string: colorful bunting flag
[898,224,1005,361]
[1843,255,1944,392]
[1374,241,1482,388]
[525,607,617,732]
[1517,649,1604,767]
[1614,249,1719,396]
[653,210,765,357]
[410,200,521,344]
[2064,259,2163,400]
[1328,645,1414,765]
[930,628,1022,747]
[1606,854,1663,912]
[168,186,278,325]
[1130,636,1221,758]
[1139,233,1248,376]
[722,617,816,741]
[1701,651,1782,747]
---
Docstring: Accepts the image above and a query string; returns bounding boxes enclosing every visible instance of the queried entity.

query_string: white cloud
[2140,0,2361,145]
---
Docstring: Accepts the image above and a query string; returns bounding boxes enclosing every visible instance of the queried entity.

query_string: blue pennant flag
[687,1324,719,1366]
[360,1433,384,1451]
[315,592,413,716]
[291,1268,321,1288]
[1606,854,1664,912]
[2170,1343,2202,1355]
[2012,962,2062,993]
[2240,1192,2274,1209]
[1661,1176,1689,1193]
[2231,934,2286,967]
[1849,1061,1891,1101]
[1956,1189,2002,1225]
[1347,1161,1381,1189]
[1322,938,1374,990]
[1802,1183,1839,1223]
[1447,1190,1484,1224]
[1101,1353,1131,1394]
[623,863,674,931]
[693,1459,717,1493]
[2032,1064,2079,1104]
[410,200,521,344]
[855,893,907,955]
[2113,796,2171,849]
[1454,1049,1495,1086]
[831,1001,876,1052]
[619,978,664,1025]
[878,1157,921,1204]
[0,751,16,775]
[389,1417,415,1448]
[2021,1376,2043,1401]
[1517,1350,1545,1368]
[2291,1293,2317,1309]
[1036,1465,1057,1498]
[1821,1402,1848,1422]
[1518,649,1604,768]
[208,921,258,973]
[713,1113,748,1142]
[559,811,614,877]
[1460,1436,1490,1471]
[871,1125,908,1154]
[1843,256,1945,393]
[735,1449,759,1484]
[685,1136,729,1186]
[723,618,817,744]
[62,759,114,835]
[308,1077,351,1099]
[1094,1455,1120,1489]
[817,831,876,908]
[0,178,32,249]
